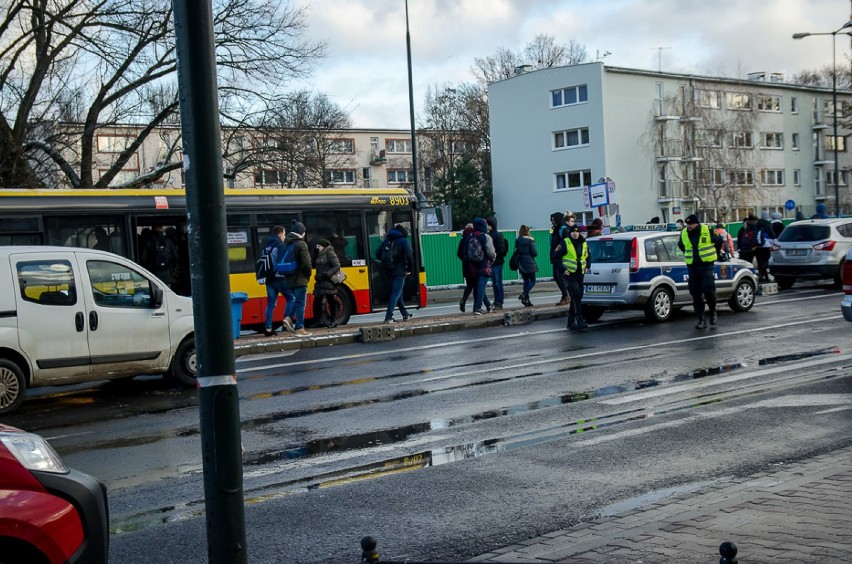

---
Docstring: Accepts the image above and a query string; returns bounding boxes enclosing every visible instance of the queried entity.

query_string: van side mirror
[151,284,164,308]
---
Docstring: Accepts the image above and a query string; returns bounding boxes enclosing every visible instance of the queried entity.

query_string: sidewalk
[468,446,852,563]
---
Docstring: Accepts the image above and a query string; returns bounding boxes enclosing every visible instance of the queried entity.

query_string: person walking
[261,225,296,337]
[486,216,508,310]
[770,212,785,239]
[678,214,723,329]
[736,216,757,266]
[470,217,496,315]
[713,223,735,261]
[283,221,312,336]
[754,212,774,282]
[457,223,477,312]
[377,224,415,323]
[515,224,538,307]
[313,238,342,328]
[562,225,591,330]
[549,212,570,306]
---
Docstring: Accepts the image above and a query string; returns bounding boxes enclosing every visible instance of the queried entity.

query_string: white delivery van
[0,246,196,415]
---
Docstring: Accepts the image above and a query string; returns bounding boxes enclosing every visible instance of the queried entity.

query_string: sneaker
[493,304,503,311]
[486,305,494,313]
[294,328,308,336]
[473,309,486,315]
[263,328,274,337]
[384,318,395,324]
[403,313,413,321]
[281,317,295,333]
[695,320,707,329]
[709,311,718,326]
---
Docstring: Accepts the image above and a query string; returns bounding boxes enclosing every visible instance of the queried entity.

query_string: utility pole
[405,0,420,204]
[651,46,670,72]
[173,1,247,562]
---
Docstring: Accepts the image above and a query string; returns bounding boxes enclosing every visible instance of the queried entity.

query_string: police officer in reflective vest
[562,224,591,331]
[678,214,724,329]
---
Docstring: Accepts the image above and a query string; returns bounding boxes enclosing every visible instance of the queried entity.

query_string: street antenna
[651,46,670,72]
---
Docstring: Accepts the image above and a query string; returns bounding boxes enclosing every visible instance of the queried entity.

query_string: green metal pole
[172,1,247,562]
[405,0,420,202]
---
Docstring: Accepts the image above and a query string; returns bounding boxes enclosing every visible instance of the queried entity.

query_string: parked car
[0,424,109,563]
[768,218,852,289]
[581,229,758,323]
[842,248,852,322]
[0,246,196,415]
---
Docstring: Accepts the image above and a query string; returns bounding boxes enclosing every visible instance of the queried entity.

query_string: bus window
[0,216,43,245]
[302,210,366,267]
[45,216,126,256]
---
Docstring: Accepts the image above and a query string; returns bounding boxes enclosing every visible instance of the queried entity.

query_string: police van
[581,225,758,323]
[0,246,196,415]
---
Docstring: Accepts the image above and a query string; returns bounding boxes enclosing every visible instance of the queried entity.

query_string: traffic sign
[785,199,796,211]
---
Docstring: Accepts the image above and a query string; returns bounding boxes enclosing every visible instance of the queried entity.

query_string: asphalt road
[4,282,850,562]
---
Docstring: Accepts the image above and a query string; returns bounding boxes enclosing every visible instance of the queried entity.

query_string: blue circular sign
[785,199,796,210]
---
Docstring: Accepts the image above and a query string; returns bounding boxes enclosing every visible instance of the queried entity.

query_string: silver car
[769,218,852,289]
[582,230,758,323]
[842,248,852,322]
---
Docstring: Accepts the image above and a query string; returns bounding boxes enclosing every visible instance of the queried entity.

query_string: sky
[292,0,851,129]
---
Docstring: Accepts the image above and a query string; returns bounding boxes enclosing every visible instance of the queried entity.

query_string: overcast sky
[292,0,851,129]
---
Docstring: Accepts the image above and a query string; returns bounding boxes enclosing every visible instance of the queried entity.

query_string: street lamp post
[793,21,852,218]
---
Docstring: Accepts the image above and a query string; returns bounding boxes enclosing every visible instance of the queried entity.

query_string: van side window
[17,260,77,306]
[86,260,155,308]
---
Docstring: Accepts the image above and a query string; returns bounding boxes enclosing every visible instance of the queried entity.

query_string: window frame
[554,169,592,192]
[387,169,414,184]
[727,92,753,111]
[550,84,589,108]
[760,132,783,149]
[553,127,590,150]
[695,89,721,109]
[385,139,412,154]
[757,94,781,112]
[325,169,356,185]
[760,169,785,186]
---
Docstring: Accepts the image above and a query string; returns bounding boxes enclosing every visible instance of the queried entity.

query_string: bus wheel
[0,359,26,415]
[313,289,353,327]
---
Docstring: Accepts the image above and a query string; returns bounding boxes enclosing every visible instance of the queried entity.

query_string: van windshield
[587,239,632,263]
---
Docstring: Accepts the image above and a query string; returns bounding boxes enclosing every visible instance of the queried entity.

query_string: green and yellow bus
[0,187,426,329]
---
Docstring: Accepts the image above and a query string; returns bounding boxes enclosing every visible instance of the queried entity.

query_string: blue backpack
[275,242,298,275]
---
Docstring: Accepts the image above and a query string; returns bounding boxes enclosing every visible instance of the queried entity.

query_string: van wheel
[644,287,673,322]
[775,276,795,290]
[728,279,756,312]
[581,305,605,323]
[169,337,197,387]
[0,359,26,415]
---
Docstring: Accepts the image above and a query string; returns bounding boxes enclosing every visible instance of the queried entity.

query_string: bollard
[719,540,738,564]
[361,535,379,562]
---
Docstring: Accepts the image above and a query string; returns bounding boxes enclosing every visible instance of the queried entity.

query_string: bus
[0,187,427,329]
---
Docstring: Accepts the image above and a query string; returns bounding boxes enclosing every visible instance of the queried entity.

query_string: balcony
[370,149,387,165]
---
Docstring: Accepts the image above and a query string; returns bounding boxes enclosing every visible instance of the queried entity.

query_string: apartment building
[489,62,850,229]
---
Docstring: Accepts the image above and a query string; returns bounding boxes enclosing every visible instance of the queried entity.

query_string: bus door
[132,215,190,295]
[365,210,420,312]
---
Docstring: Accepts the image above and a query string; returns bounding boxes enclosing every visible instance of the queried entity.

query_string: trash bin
[230,292,248,340]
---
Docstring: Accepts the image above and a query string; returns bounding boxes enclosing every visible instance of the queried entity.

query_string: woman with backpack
[456,223,478,312]
[313,238,343,328]
[514,224,538,307]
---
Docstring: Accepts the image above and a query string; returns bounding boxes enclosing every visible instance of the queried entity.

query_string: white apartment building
[489,62,851,229]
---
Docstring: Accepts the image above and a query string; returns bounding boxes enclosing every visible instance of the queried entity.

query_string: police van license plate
[585,284,614,294]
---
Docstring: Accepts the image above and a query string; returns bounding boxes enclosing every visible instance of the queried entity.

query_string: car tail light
[629,237,639,272]
[813,240,836,252]
[843,260,852,295]
[771,243,780,252]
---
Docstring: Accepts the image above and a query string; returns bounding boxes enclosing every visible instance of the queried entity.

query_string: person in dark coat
[457,223,479,312]
[141,225,178,289]
[283,221,312,335]
[261,225,295,337]
[471,217,496,315]
[515,224,538,307]
[313,238,342,327]
[486,216,508,309]
[770,212,785,239]
[678,214,724,329]
[562,225,591,330]
[377,224,414,323]
[549,212,570,306]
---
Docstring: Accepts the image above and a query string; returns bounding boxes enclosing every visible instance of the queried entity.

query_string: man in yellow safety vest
[562,224,591,331]
[678,214,724,329]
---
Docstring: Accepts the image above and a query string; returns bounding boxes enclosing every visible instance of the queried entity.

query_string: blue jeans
[473,274,492,312]
[491,264,504,306]
[522,272,536,297]
[385,275,409,321]
[265,278,294,330]
[286,286,307,329]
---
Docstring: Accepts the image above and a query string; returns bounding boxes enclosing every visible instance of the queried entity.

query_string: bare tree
[0,0,327,189]
[471,34,589,86]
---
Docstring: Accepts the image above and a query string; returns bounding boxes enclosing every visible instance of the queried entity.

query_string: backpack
[255,242,276,285]
[740,229,755,251]
[152,237,173,269]
[275,242,298,275]
[756,227,772,248]
[380,239,397,270]
[465,234,485,264]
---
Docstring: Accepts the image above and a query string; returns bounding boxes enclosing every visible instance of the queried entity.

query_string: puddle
[598,478,722,517]
[672,362,743,382]
[759,347,840,366]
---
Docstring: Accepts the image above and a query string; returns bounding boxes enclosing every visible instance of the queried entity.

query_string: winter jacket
[771,219,785,239]
[283,232,312,288]
[457,226,475,276]
[472,217,496,262]
[549,212,568,265]
[313,246,341,297]
[486,217,509,266]
[515,235,538,274]
[376,226,414,277]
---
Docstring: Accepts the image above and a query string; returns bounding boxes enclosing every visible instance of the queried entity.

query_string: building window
[757,95,781,112]
[386,139,412,153]
[695,89,721,109]
[825,135,847,152]
[555,169,592,191]
[450,140,471,153]
[254,169,287,186]
[697,129,723,148]
[325,169,356,184]
[827,170,849,186]
[326,138,354,154]
[793,169,801,186]
[791,97,799,114]
[727,92,753,110]
[731,131,754,149]
[96,135,133,153]
[387,169,414,184]
[760,132,783,149]
[760,169,785,186]
[792,133,800,151]
[553,127,590,150]
[734,170,755,186]
[700,168,725,185]
[551,84,588,108]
